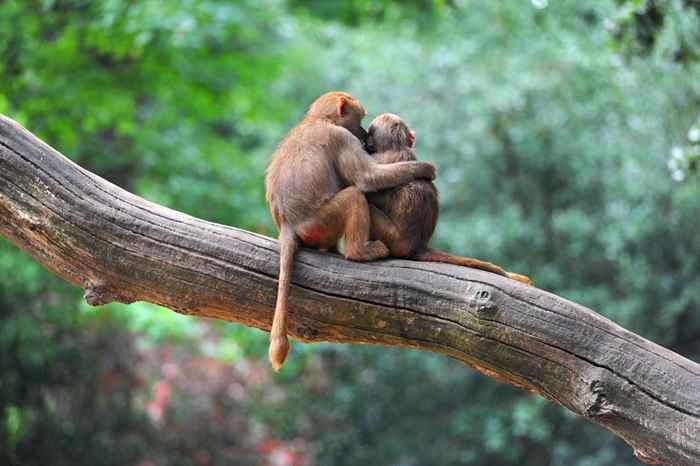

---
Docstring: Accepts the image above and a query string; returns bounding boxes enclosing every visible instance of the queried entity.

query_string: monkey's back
[266,121,352,228]
[366,147,438,256]
[369,179,439,257]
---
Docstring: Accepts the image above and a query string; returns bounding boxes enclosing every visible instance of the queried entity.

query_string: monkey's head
[365,113,416,153]
[307,91,368,142]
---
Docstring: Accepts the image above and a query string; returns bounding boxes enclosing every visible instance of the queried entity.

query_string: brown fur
[265,93,436,370]
[366,113,533,285]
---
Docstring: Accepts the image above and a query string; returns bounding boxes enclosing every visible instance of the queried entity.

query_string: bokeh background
[1,1,699,465]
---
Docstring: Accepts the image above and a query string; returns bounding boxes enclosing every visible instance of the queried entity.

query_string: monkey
[265,92,437,370]
[364,113,533,286]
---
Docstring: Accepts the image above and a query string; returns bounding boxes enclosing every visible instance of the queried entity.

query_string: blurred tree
[255,1,700,465]
[610,0,700,64]
[286,0,445,26]
[0,283,157,465]
[0,0,295,464]
[0,0,293,229]
[610,0,700,179]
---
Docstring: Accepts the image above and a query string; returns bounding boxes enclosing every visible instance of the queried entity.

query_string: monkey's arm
[372,150,411,164]
[336,137,435,192]
[353,159,435,192]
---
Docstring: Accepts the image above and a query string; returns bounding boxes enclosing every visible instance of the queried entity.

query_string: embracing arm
[336,134,435,192]
[371,150,415,164]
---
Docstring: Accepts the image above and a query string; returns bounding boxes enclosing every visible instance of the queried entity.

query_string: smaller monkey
[365,113,532,285]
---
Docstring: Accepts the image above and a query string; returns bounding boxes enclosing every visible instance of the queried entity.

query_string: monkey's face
[366,113,415,153]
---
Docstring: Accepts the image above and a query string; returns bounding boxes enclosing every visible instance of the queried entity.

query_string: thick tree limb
[1,114,699,465]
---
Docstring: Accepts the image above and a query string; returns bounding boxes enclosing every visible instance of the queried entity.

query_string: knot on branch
[585,380,615,418]
[469,286,497,314]
[84,284,134,307]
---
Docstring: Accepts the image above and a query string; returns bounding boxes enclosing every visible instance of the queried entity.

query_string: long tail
[269,226,298,371]
[415,248,533,286]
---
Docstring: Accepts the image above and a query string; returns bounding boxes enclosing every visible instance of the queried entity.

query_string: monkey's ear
[408,130,416,148]
[337,96,347,116]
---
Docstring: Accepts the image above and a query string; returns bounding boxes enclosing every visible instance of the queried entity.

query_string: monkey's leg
[298,187,389,261]
[369,205,398,242]
[369,205,416,259]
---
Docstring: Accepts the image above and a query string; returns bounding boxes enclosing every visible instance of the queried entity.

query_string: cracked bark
[1,114,699,465]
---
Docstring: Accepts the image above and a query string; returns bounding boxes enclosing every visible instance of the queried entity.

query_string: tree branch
[0,114,698,465]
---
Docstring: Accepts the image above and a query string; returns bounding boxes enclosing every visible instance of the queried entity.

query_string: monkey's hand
[412,162,437,181]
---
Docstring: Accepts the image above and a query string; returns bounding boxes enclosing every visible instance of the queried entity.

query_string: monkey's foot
[345,240,390,262]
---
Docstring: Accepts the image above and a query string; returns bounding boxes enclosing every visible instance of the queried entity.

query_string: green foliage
[0,0,291,231]
[287,0,446,26]
[1,1,699,465]
[610,0,700,63]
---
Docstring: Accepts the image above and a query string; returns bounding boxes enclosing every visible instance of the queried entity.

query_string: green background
[1,1,699,465]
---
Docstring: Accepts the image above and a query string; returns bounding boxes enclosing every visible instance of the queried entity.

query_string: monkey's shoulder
[269,123,341,166]
[370,179,437,210]
[292,121,356,148]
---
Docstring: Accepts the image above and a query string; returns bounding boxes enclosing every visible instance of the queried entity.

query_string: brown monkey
[365,113,532,285]
[265,92,436,370]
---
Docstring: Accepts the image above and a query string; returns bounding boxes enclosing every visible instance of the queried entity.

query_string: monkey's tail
[415,248,533,286]
[269,226,298,371]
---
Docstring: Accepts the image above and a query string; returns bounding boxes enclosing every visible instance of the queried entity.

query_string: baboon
[365,113,532,285]
[265,93,436,370]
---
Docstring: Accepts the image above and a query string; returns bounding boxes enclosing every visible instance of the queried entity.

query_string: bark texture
[1,114,699,465]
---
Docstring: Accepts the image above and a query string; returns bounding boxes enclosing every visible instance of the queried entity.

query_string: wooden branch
[1,114,698,465]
